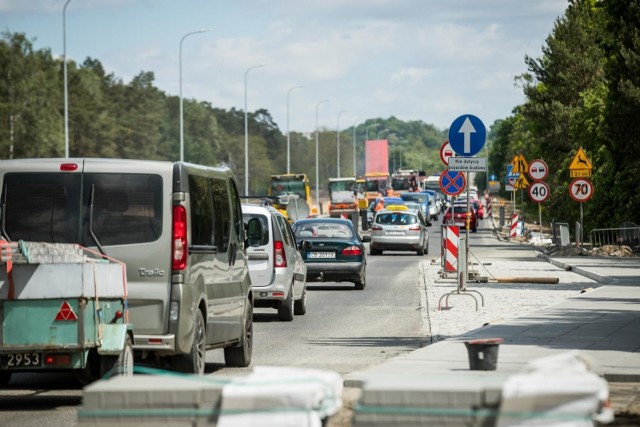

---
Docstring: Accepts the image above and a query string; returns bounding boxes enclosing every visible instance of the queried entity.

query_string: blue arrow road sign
[448,114,486,157]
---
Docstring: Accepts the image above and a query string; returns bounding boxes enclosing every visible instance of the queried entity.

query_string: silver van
[0,158,256,374]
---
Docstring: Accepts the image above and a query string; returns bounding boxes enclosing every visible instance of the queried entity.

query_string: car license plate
[1,352,43,368]
[309,252,335,259]
[387,231,404,236]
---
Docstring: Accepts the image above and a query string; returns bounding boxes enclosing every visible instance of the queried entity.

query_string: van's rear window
[2,173,162,246]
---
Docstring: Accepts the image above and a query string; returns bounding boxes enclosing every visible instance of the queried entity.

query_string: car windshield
[375,213,417,225]
[294,222,354,239]
[401,193,427,203]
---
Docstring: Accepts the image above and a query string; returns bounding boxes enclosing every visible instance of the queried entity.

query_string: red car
[443,204,478,232]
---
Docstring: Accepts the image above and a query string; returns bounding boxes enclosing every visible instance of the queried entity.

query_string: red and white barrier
[510,214,519,239]
[444,225,460,272]
[485,197,492,219]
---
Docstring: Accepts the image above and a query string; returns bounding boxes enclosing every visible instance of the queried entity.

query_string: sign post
[569,148,593,245]
[528,159,549,238]
[448,114,486,278]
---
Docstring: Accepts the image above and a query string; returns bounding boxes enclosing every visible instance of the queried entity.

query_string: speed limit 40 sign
[528,181,550,203]
[569,178,594,203]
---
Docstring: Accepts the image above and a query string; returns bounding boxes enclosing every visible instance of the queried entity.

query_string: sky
[0,0,568,134]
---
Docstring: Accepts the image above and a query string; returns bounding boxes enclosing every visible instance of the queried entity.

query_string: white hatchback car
[242,203,308,321]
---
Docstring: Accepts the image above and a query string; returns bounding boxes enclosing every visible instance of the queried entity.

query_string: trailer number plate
[1,352,42,368]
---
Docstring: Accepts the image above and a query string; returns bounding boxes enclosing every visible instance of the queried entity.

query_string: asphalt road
[0,219,445,426]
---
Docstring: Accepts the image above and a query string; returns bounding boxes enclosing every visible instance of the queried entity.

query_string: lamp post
[352,119,361,177]
[286,85,304,174]
[315,99,330,212]
[179,29,211,162]
[365,124,378,141]
[336,110,349,178]
[63,0,73,158]
[378,128,389,139]
[244,64,266,195]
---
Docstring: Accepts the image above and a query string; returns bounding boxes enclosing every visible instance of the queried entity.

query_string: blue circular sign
[448,114,486,157]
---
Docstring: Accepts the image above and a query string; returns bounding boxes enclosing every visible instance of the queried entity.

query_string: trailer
[0,241,133,386]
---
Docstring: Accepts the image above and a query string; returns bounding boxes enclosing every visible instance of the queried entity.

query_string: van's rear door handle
[248,252,269,260]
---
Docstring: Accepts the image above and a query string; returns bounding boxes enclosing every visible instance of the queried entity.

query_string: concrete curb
[536,253,619,285]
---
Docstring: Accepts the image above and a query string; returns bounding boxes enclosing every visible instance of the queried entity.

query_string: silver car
[369,206,430,255]
[242,203,308,321]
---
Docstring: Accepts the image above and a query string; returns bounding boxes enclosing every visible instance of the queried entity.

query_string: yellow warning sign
[511,153,529,174]
[569,147,592,171]
[514,173,531,189]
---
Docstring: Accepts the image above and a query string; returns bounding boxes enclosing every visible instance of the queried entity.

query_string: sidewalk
[345,237,640,425]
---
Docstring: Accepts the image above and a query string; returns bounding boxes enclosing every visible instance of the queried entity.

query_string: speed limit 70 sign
[528,181,550,203]
[569,178,594,202]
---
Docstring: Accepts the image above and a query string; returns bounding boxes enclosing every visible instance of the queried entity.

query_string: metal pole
[315,100,330,213]
[63,0,73,158]
[244,64,266,195]
[580,202,583,247]
[539,203,542,239]
[353,120,360,177]
[365,124,378,141]
[286,85,303,174]
[336,110,348,178]
[179,29,211,163]
[466,171,470,274]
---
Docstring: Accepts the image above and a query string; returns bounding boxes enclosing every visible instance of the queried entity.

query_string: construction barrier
[510,214,519,239]
[485,197,492,219]
[443,225,460,273]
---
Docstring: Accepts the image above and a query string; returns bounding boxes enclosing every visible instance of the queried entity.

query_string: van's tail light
[408,226,421,231]
[274,240,287,268]
[172,205,187,270]
[342,246,362,256]
[371,225,383,231]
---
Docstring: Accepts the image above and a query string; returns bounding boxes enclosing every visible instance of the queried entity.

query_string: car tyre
[0,371,12,387]
[355,269,366,290]
[224,301,253,367]
[417,245,425,256]
[294,286,307,315]
[100,334,134,378]
[172,309,206,374]
[278,282,295,321]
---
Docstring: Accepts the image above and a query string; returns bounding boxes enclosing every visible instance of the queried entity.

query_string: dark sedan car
[292,218,371,290]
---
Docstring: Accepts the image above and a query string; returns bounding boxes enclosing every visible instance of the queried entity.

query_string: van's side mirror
[361,235,371,243]
[245,217,263,248]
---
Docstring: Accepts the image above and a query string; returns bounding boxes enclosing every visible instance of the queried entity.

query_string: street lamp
[179,29,212,162]
[378,128,389,139]
[315,99,330,212]
[63,0,73,158]
[286,85,304,174]
[244,64,266,195]
[365,124,378,141]
[352,119,361,177]
[336,110,349,178]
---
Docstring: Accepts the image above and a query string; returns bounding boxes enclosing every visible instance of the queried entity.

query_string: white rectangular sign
[447,156,487,172]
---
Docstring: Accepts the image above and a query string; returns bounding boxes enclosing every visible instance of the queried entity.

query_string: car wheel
[294,286,307,315]
[278,282,295,321]
[100,334,134,378]
[355,268,366,290]
[370,246,378,255]
[425,242,429,255]
[224,300,253,367]
[417,245,425,256]
[172,309,206,374]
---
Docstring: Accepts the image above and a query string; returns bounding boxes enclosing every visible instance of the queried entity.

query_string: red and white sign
[569,178,594,203]
[528,181,550,203]
[444,225,459,272]
[510,214,519,239]
[440,140,456,166]
[54,301,78,321]
[528,159,549,181]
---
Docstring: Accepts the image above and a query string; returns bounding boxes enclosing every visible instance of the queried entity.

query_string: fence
[589,225,640,250]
